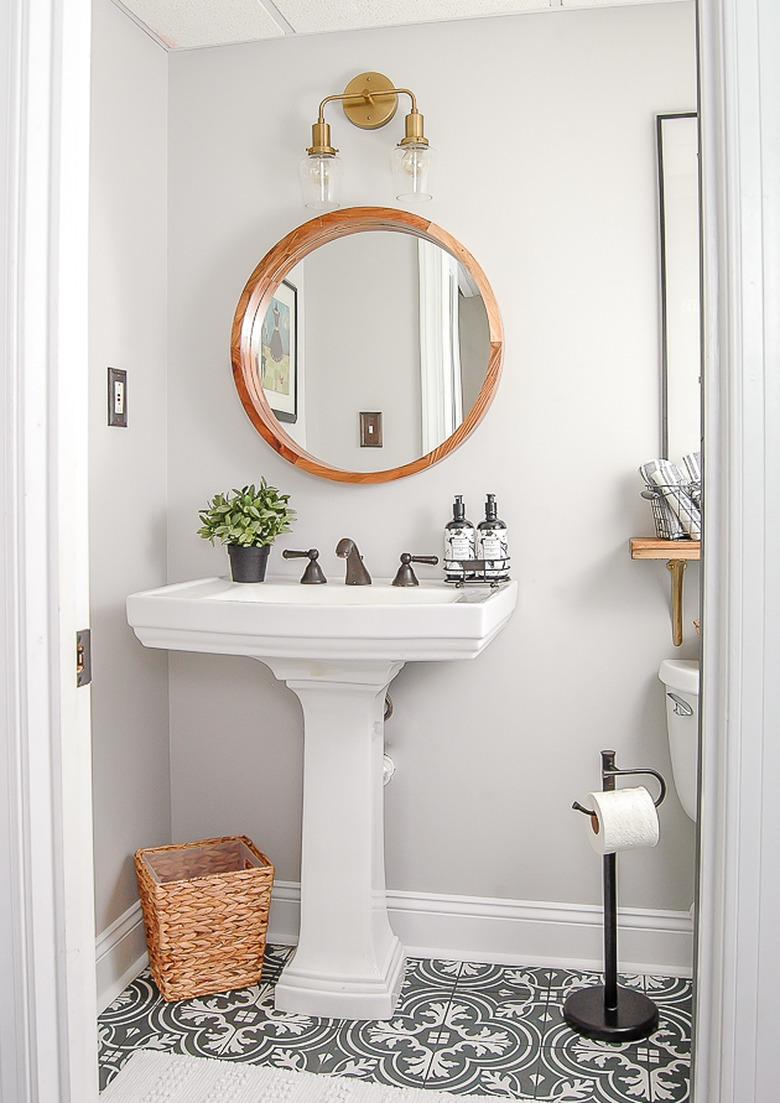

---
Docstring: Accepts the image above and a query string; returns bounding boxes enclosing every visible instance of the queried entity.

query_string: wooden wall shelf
[630,538,701,561]
[629,538,701,646]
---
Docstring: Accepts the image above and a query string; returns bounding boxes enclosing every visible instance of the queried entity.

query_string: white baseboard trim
[269,882,693,979]
[95,883,693,1012]
[95,900,148,1013]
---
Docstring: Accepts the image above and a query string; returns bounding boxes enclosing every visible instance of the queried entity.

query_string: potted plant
[197,479,295,583]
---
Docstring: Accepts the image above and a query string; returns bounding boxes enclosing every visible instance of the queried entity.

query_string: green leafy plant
[197,479,295,548]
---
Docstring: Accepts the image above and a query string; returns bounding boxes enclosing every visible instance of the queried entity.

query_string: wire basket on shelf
[640,482,701,541]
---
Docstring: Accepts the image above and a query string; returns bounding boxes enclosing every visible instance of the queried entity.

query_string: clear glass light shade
[299,153,342,209]
[391,143,435,202]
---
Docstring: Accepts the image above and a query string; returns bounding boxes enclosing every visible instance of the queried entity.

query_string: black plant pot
[227,544,270,583]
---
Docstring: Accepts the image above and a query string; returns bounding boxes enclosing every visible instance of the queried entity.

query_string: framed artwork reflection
[260,279,297,424]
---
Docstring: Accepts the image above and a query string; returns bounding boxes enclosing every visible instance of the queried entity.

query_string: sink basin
[127,576,516,662]
[127,574,517,1020]
[206,580,460,603]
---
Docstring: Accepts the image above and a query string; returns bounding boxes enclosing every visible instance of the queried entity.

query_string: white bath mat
[101,1050,528,1101]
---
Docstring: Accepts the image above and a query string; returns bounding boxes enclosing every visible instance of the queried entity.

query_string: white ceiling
[115,0,687,51]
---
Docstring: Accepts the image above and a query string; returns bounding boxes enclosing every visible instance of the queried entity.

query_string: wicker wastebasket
[135,835,275,1002]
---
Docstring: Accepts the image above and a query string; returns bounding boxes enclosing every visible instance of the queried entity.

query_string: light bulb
[391,143,435,202]
[299,153,342,210]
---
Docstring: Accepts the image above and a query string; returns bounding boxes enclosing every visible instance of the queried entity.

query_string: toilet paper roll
[585,787,660,855]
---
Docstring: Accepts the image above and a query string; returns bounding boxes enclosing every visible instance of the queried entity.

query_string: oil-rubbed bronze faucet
[336,538,372,585]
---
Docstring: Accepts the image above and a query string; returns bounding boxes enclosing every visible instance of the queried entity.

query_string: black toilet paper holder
[566,749,668,1042]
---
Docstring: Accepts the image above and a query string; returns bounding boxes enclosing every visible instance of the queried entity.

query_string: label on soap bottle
[478,527,510,577]
[444,527,475,574]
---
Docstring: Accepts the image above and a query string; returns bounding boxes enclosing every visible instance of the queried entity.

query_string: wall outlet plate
[107,367,127,427]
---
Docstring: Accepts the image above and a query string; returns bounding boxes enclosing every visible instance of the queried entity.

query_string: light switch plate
[76,628,91,687]
[360,411,383,448]
[108,367,127,427]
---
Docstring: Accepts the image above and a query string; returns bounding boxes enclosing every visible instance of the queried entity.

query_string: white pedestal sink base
[265,659,406,1020]
[126,577,519,1020]
[274,935,406,1020]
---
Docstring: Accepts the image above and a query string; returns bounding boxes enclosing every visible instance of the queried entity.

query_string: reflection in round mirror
[250,233,490,473]
[232,209,503,483]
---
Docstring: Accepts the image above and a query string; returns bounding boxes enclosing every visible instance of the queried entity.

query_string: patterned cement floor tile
[418,988,544,1097]
[160,983,342,1063]
[450,963,551,1033]
[532,1038,653,1102]
[98,949,692,1101]
[332,958,461,1090]
[99,971,167,1091]
[405,957,464,990]
[638,1034,691,1103]
[641,1002,692,1103]
[451,961,551,993]
[259,942,294,984]
[643,976,693,1013]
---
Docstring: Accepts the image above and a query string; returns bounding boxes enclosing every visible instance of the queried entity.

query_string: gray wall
[304,233,421,470]
[163,2,698,912]
[89,0,170,934]
[460,294,491,414]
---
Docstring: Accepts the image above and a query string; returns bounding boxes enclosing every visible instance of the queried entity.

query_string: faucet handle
[283,548,327,585]
[392,553,439,588]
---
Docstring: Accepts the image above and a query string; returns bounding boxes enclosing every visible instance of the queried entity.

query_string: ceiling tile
[114,0,688,50]
[273,0,552,35]
[119,0,287,49]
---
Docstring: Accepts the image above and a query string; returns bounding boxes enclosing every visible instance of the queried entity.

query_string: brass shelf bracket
[667,559,687,647]
[629,538,701,647]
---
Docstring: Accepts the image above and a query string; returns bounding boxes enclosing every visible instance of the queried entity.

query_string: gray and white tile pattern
[98,948,692,1100]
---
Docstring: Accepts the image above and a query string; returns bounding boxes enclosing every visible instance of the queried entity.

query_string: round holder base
[342,72,398,130]
[563,985,659,1042]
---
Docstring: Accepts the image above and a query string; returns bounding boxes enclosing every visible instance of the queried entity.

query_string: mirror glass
[247,231,493,473]
[658,113,701,460]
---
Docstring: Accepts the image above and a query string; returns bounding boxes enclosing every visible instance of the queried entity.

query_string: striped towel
[682,451,701,482]
[639,459,701,539]
[682,451,702,507]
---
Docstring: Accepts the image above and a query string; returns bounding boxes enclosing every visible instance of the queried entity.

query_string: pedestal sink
[127,576,517,1019]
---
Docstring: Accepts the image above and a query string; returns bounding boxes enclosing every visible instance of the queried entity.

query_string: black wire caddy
[567,750,667,1042]
[443,557,511,587]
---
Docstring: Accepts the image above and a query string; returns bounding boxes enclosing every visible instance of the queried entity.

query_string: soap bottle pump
[477,494,509,579]
[443,495,476,580]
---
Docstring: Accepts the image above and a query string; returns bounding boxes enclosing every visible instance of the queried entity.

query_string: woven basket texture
[135,835,274,1002]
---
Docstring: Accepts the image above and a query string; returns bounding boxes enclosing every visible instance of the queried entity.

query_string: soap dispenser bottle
[444,495,476,580]
[477,494,509,579]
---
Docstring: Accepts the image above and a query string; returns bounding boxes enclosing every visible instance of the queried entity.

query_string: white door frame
[1,1,778,1101]
[694,1,780,1100]
[0,0,97,1101]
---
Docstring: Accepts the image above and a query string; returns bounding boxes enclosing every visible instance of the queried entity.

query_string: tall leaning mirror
[231,208,503,483]
[657,113,701,460]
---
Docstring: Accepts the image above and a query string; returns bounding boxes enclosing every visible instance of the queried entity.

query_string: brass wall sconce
[299,71,435,209]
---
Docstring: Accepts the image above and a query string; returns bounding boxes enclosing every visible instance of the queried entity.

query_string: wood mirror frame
[231,206,504,484]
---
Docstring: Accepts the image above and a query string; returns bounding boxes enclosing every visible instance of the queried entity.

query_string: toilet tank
[658,659,699,822]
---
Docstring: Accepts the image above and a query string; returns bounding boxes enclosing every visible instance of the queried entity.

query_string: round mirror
[231,207,503,483]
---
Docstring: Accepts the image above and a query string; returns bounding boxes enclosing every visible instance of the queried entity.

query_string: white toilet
[658,658,700,821]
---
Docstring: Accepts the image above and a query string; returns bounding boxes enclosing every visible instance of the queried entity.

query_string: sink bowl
[127,573,517,1020]
[127,575,517,662]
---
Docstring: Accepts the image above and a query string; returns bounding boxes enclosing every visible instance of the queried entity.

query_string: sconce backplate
[342,72,398,130]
